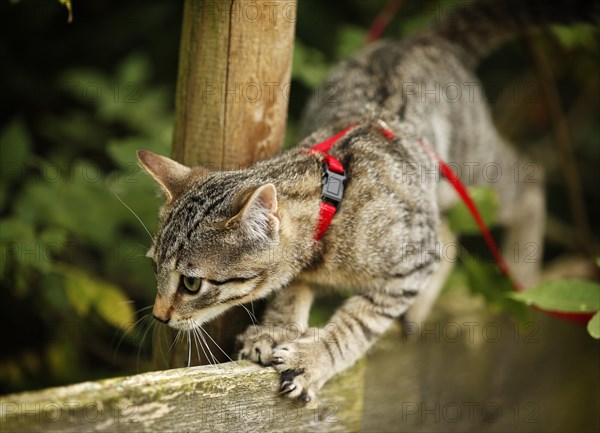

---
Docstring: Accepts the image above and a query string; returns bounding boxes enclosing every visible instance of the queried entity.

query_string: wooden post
[154,0,297,367]
[172,0,296,168]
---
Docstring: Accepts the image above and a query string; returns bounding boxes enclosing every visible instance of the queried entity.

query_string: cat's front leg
[237,282,313,366]
[271,286,420,402]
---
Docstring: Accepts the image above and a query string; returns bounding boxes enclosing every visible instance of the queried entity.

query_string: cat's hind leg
[490,138,546,288]
[499,171,546,288]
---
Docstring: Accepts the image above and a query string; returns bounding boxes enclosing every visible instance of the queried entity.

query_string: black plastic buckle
[321,163,346,209]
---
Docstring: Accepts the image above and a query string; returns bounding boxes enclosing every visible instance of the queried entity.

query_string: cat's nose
[152,314,170,324]
[153,294,172,324]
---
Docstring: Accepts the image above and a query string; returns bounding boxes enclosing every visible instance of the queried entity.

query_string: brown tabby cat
[138,0,597,401]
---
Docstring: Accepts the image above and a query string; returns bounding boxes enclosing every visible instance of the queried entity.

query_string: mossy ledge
[0,360,364,433]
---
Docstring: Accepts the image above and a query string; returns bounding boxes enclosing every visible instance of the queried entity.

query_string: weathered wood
[172,0,296,168]
[0,361,364,433]
[162,0,298,366]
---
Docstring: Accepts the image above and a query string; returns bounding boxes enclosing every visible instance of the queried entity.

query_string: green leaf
[0,242,8,278]
[0,118,31,184]
[37,111,108,152]
[96,80,171,134]
[284,119,298,149]
[462,252,527,320]
[0,218,45,272]
[510,279,600,312]
[107,136,168,168]
[551,24,598,50]
[41,273,71,313]
[58,0,73,23]
[0,217,35,242]
[60,69,111,106]
[29,228,69,273]
[116,54,150,85]
[95,285,136,331]
[46,342,79,381]
[62,267,98,316]
[292,41,330,86]
[14,162,127,248]
[0,181,7,212]
[335,25,367,60]
[587,312,600,339]
[448,186,498,234]
[399,0,468,37]
[38,227,67,252]
[56,264,135,330]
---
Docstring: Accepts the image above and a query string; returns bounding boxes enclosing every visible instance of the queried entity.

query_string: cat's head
[137,150,286,330]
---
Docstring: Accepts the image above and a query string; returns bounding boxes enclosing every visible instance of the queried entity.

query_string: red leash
[367,0,405,43]
[415,136,523,292]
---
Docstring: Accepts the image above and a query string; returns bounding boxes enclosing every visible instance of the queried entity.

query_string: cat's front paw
[271,339,330,402]
[236,324,283,366]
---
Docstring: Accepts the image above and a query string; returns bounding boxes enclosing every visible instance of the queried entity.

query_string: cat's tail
[427,0,600,66]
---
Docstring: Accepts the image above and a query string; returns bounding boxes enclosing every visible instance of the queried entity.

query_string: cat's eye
[182,276,201,293]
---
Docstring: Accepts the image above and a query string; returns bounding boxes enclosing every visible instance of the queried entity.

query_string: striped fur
[138,0,594,401]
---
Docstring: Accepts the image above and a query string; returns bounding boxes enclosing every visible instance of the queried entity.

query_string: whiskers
[238,301,259,327]
[184,319,239,370]
[112,191,153,241]
[189,321,216,368]
[114,306,240,372]
[113,305,155,371]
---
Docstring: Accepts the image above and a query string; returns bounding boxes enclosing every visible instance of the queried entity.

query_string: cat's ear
[229,184,281,239]
[137,150,190,201]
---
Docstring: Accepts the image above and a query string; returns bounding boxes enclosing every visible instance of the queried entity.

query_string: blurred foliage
[447,186,498,234]
[0,51,172,391]
[0,0,598,394]
[57,0,73,23]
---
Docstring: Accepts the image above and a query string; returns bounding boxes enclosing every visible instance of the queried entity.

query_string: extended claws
[279,381,296,394]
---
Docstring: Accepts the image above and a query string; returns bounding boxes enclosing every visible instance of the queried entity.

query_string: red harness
[306,125,355,240]
[307,121,593,325]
